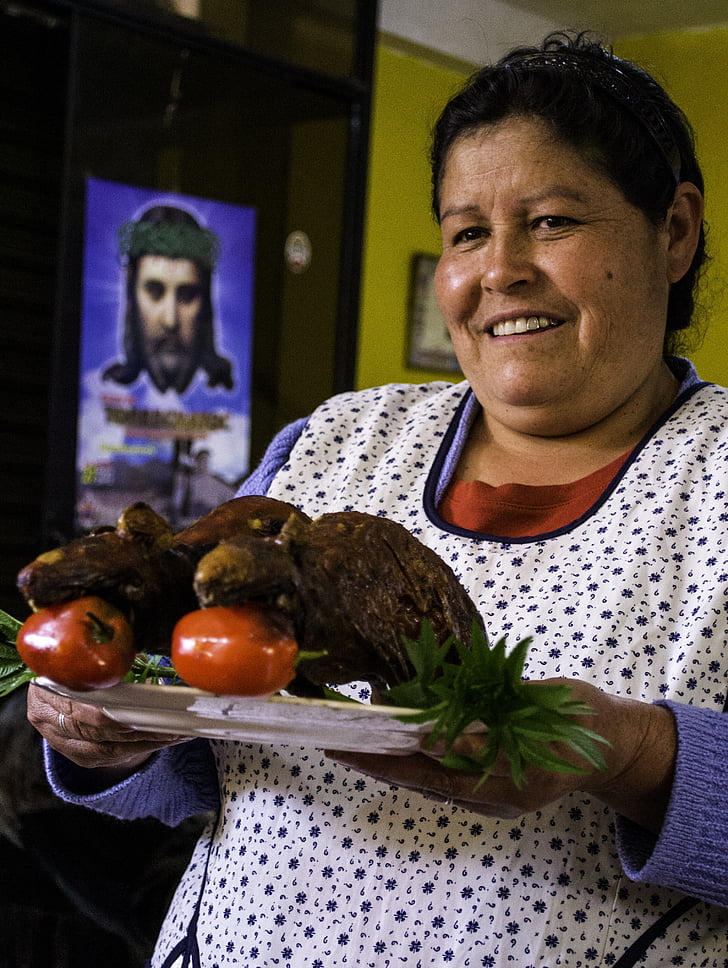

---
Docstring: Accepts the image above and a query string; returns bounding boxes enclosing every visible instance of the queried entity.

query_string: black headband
[506,51,681,184]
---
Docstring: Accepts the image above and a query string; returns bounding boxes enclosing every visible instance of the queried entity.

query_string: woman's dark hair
[431,31,707,353]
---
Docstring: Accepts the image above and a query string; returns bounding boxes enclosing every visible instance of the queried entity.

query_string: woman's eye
[534,215,574,230]
[452,226,486,244]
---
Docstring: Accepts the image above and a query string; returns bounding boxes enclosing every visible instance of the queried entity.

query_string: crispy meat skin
[17,498,483,690]
[173,495,311,551]
[194,510,483,690]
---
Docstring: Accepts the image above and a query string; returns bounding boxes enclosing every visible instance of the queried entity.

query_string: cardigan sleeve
[44,737,219,826]
[235,416,309,497]
[616,700,728,908]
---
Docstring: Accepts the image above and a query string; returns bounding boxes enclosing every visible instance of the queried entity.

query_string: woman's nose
[480,234,535,293]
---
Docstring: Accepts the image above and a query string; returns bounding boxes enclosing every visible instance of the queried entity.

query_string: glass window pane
[95,0,364,78]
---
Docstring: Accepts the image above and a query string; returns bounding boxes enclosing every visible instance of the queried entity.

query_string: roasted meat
[17,497,482,693]
[173,495,311,552]
[193,510,483,691]
[16,496,309,654]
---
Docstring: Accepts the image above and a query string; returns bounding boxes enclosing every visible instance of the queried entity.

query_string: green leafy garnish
[0,609,35,698]
[0,609,22,645]
[383,620,609,788]
[125,653,184,685]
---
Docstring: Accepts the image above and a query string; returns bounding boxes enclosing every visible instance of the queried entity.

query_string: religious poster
[76,178,256,532]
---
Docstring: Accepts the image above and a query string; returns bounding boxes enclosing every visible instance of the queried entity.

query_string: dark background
[0,0,376,616]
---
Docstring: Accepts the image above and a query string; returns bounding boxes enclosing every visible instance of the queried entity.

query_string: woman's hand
[329,679,678,832]
[26,681,193,788]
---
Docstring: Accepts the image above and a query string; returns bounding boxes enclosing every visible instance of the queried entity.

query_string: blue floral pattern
[153,380,728,967]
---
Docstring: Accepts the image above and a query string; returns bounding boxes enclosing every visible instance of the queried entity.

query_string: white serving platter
[35,678,464,754]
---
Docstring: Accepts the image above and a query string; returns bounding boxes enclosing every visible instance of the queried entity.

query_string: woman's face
[434,116,678,438]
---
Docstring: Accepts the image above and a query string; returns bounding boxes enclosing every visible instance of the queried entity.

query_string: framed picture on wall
[406,252,460,372]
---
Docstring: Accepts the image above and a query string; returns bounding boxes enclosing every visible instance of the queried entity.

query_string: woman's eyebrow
[520,186,588,205]
[439,203,481,223]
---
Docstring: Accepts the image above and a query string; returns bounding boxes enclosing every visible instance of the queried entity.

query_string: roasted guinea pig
[16,496,310,654]
[17,496,482,692]
[193,510,483,692]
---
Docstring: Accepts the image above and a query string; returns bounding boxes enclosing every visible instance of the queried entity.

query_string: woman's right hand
[27,681,193,784]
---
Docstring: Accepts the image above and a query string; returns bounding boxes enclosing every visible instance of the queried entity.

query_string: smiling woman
[30,30,728,968]
[433,116,702,475]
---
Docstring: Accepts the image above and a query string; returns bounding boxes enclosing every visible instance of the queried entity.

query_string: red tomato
[17,596,136,690]
[171,604,298,696]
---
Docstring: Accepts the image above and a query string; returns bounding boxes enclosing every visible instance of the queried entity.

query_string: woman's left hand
[328,678,677,831]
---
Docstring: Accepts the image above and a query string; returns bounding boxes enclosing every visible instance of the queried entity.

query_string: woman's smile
[489,314,564,337]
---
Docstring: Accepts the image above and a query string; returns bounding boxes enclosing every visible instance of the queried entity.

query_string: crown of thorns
[118,219,220,270]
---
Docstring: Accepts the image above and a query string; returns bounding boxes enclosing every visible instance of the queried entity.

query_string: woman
[28,32,728,967]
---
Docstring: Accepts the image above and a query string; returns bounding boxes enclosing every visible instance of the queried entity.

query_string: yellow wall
[616,29,728,385]
[357,30,728,391]
[355,45,468,390]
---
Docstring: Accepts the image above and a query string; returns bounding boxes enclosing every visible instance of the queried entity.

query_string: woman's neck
[459,365,680,487]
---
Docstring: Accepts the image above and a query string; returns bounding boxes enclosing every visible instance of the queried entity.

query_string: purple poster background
[76,177,256,532]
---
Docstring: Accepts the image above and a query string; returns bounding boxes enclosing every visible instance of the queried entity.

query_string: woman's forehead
[440,117,602,195]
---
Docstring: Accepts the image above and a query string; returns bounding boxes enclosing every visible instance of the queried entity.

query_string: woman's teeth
[491,315,560,337]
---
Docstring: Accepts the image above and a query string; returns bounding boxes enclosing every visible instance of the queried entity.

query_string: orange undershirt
[439,451,631,538]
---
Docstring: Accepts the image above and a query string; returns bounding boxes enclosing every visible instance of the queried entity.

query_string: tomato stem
[295,649,327,665]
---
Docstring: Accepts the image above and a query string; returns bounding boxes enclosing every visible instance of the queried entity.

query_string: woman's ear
[666,181,704,284]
